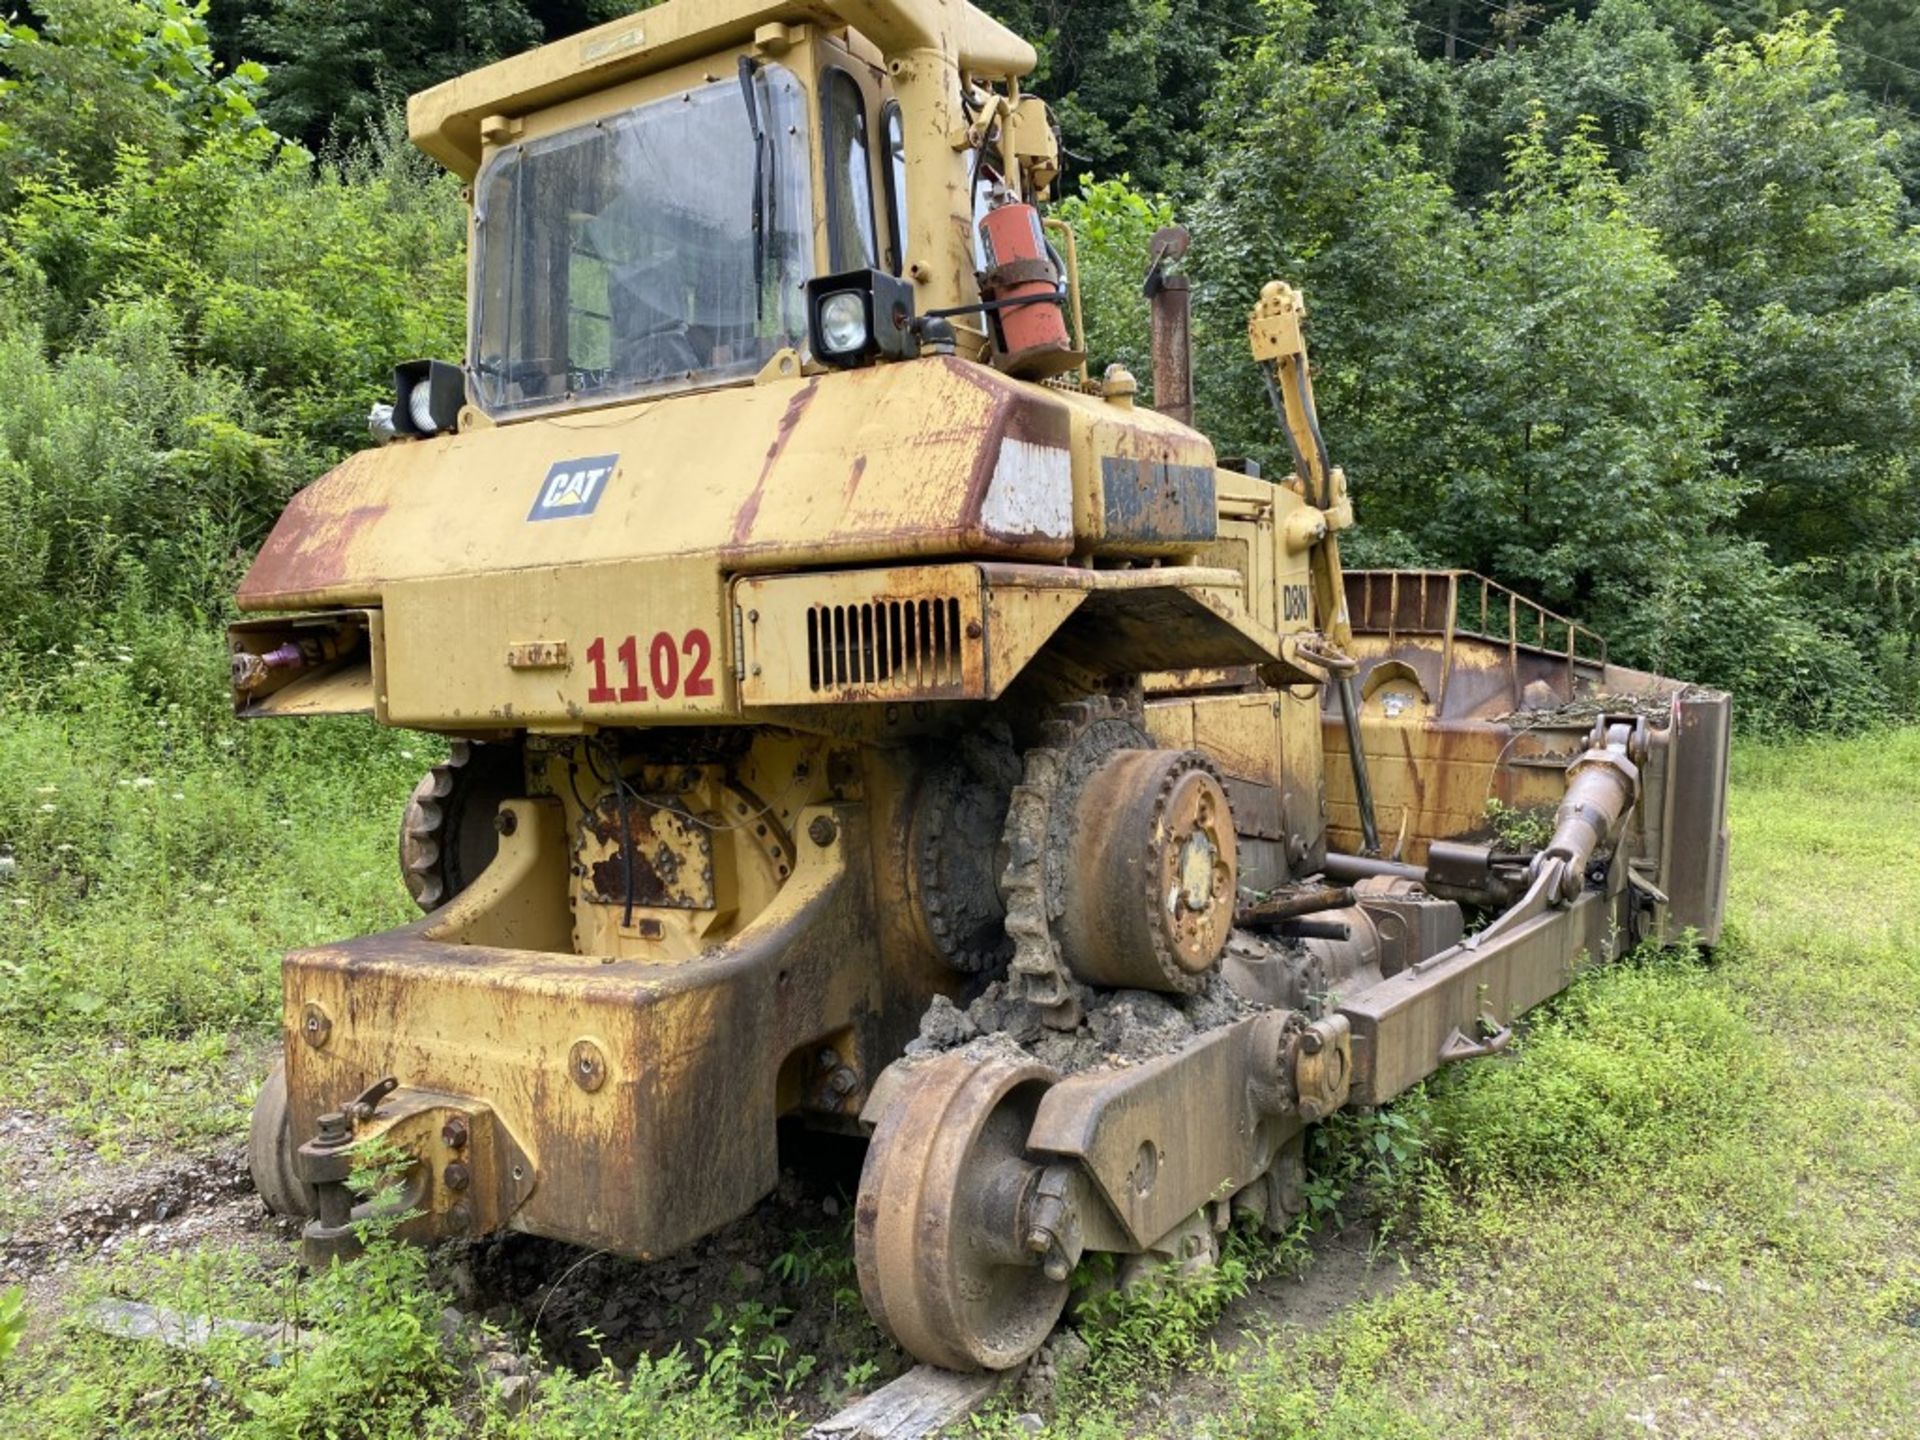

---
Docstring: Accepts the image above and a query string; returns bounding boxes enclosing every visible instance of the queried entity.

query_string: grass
[0,622,424,1158]
[4,658,1919,1435]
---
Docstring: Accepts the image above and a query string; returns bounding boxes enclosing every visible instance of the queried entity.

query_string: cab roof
[409,0,1036,179]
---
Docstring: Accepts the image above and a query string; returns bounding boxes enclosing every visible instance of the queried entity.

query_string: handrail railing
[1343,570,1607,709]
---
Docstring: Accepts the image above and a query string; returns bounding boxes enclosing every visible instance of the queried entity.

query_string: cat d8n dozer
[233,0,1730,1374]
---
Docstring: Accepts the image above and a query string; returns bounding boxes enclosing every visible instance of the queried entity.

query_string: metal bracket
[1439,1021,1513,1064]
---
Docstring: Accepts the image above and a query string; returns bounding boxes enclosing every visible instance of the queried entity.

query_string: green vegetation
[0,615,424,1153]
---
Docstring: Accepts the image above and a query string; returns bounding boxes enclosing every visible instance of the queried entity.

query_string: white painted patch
[979,439,1072,539]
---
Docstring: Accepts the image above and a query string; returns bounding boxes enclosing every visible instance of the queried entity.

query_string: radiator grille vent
[807,597,965,693]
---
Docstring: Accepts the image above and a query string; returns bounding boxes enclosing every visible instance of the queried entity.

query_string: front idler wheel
[855,1051,1068,1372]
[247,1058,317,1218]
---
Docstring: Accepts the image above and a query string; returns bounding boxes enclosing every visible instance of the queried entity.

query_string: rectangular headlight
[805,269,917,367]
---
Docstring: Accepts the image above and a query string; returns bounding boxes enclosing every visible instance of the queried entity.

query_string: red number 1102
[585,629,715,703]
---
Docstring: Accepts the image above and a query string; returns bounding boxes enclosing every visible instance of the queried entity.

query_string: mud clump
[906,971,1262,1076]
[911,993,979,1050]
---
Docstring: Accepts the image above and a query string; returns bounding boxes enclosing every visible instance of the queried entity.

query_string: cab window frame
[820,65,881,275]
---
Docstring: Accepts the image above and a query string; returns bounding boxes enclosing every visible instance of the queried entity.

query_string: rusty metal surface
[282,797,887,1259]
[738,565,993,705]
[1342,569,1608,712]
[999,698,1153,1022]
[246,1059,313,1218]
[736,561,1266,709]
[1025,1019,1298,1253]
[237,356,1218,616]
[1339,885,1613,1106]
[1098,457,1215,543]
[1145,226,1193,427]
[1659,690,1732,944]
[578,791,718,910]
[1055,749,1236,992]
[1235,884,1353,927]
[907,731,1021,975]
[1290,1014,1352,1123]
[855,1050,1066,1372]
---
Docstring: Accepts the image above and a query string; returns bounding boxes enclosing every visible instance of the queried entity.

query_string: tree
[1447,0,1692,201]
[240,0,542,149]
[1634,15,1920,568]
[1415,113,1730,628]
[0,0,264,198]
[981,0,1267,192]
[1186,0,1466,517]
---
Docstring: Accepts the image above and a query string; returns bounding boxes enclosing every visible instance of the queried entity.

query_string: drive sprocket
[910,723,1023,974]
[398,740,523,911]
[998,696,1153,1023]
[999,696,1237,1023]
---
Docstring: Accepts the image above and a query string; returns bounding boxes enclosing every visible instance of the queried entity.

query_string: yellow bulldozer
[231,0,1731,1375]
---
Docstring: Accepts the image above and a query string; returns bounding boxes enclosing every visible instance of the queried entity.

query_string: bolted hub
[1178,830,1219,912]
[1055,749,1237,993]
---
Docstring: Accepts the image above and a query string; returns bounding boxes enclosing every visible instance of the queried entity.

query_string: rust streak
[238,499,390,606]
[940,358,1072,518]
[731,378,820,546]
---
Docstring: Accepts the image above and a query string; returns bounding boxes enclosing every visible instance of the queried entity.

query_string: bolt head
[568,1039,608,1093]
[807,815,837,847]
[300,1003,333,1049]
[441,1116,470,1150]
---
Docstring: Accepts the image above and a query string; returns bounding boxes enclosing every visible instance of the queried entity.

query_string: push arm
[1248,281,1378,852]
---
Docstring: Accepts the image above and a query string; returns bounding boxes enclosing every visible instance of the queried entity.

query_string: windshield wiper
[738,55,770,324]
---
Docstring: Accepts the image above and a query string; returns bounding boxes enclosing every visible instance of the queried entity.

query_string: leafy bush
[1420,943,1770,1192]
[0,116,462,663]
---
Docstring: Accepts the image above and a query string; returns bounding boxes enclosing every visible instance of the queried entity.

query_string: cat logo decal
[528,454,618,521]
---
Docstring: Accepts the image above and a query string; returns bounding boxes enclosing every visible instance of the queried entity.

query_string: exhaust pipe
[1144,226,1193,426]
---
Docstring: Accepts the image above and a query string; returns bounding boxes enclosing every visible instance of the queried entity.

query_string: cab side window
[882,100,907,274]
[823,69,878,273]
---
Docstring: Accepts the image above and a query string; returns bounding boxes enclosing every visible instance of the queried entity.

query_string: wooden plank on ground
[805,1363,1016,1440]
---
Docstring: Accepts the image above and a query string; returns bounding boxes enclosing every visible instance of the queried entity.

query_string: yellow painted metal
[412,0,1030,325]
[734,561,1258,706]
[380,558,728,729]
[1246,280,1356,650]
[284,797,880,1256]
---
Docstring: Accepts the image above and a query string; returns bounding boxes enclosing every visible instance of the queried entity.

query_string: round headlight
[818,291,870,356]
[406,380,439,435]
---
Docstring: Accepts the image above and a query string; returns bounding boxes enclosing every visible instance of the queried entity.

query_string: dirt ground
[0,1085,1410,1431]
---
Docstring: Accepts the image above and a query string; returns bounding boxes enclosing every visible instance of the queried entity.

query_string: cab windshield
[471,65,812,416]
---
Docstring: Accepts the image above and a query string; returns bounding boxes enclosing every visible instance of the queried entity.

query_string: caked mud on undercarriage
[230,0,1730,1376]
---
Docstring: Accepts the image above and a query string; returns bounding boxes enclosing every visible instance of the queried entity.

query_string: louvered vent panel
[806,595,965,693]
